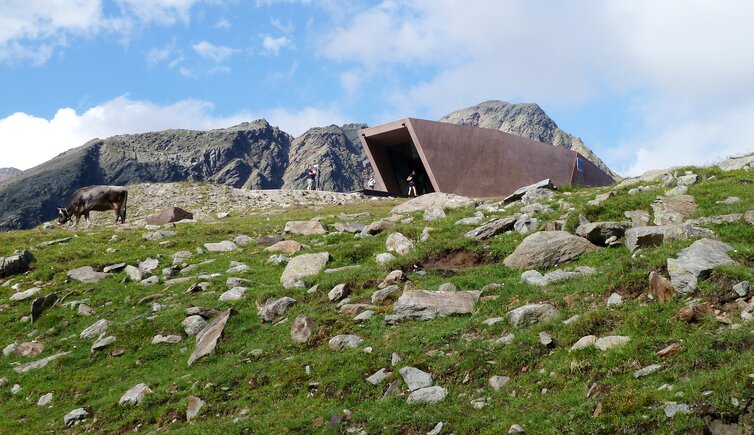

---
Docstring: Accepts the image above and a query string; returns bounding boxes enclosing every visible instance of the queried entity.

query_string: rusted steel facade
[358,118,615,198]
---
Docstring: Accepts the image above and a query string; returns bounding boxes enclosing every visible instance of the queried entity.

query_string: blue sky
[1,0,753,176]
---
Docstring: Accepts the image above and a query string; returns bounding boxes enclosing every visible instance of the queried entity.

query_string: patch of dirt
[418,249,495,275]
[739,179,753,184]
[606,277,646,301]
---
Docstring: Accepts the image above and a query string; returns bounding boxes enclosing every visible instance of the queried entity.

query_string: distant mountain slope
[440,100,619,180]
[0,167,21,183]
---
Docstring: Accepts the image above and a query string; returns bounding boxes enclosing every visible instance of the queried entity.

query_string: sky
[1,0,753,176]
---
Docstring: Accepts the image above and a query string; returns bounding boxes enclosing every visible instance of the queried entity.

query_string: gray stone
[364,219,395,235]
[513,214,538,235]
[372,285,401,304]
[570,335,597,351]
[508,424,525,433]
[182,316,208,337]
[664,403,691,417]
[437,282,457,292]
[489,376,511,391]
[391,353,402,367]
[233,235,254,246]
[375,252,396,265]
[0,250,33,278]
[334,222,366,233]
[80,319,111,339]
[328,334,363,350]
[399,367,433,391]
[354,310,374,321]
[624,210,651,227]
[522,187,556,205]
[188,309,231,366]
[386,232,414,256]
[427,422,444,435]
[625,224,714,253]
[10,287,41,302]
[507,303,559,328]
[503,231,599,269]
[465,216,517,240]
[291,315,313,343]
[665,185,688,197]
[483,317,504,326]
[226,262,249,274]
[733,281,750,297]
[187,396,205,421]
[594,336,630,350]
[140,276,159,286]
[204,241,238,252]
[152,334,182,344]
[226,277,250,288]
[64,408,89,427]
[119,383,152,406]
[651,195,696,225]
[685,213,743,227]
[125,265,143,282]
[423,206,446,222]
[139,258,159,272]
[67,266,108,283]
[718,154,754,171]
[103,263,127,273]
[267,254,290,265]
[455,214,484,226]
[407,386,447,404]
[521,266,595,287]
[576,221,629,245]
[219,287,247,301]
[676,174,697,186]
[634,364,662,378]
[91,335,116,352]
[37,392,53,406]
[667,239,735,294]
[325,265,361,274]
[258,297,297,322]
[392,192,476,214]
[280,252,329,287]
[37,237,71,247]
[379,270,404,288]
[265,240,303,255]
[503,179,555,203]
[3,342,17,356]
[14,352,71,373]
[284,220,327,235]
[588,191,615,206]
[366,368,392,385]
[11,384,20,394]
[143,230,177,241]
[387,290,480,323]
[607,293,623,306]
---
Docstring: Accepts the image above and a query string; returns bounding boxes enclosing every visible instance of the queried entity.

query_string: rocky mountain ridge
[0,101,615,230]
[0,167,21,183]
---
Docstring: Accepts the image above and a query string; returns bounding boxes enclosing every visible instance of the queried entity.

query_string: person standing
[407,169,417,196]
[367,176,376,190]
[306,166,317,191]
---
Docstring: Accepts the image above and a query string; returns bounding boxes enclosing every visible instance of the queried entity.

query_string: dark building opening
[385,141,434,196]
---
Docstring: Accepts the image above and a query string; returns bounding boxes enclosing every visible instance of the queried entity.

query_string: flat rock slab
[119,383,152,406]
[80,319,111,339]
[718,154,754,171]
[284,220,327,235]
[391,192,476,214]
[188,309,231,366]
[258,297,297,322]
[668,238,735,294]
[67,266,108,283]
[386,290,480,323]
[399,367,433,391]
[10,287,41,302]
[203,241,238,252]
[219,287,247,301]
[465,216,517,240]
[651,195,697,225]
[503,231,599,269]
[186,396,205,421]
[264,240,303,255]
[407,386,448,404]
[14,351,71,373]
[521,266,596,287]
[507,303,559,328]
[504,179,555,203]
[625,224,714,253]
[280,252,329,286]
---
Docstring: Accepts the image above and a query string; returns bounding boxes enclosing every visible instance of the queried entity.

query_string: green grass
[1,168,754,434]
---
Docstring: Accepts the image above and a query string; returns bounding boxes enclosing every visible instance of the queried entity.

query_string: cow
[57,185,128,228]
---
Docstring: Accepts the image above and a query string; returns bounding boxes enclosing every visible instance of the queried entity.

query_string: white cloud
[270,18,294,34]
[116,0,200,26]
[0,96,348,170]
[146,47,171,66]
[262,35,291,55]
[215,18,231,29]
[192,40,238,63]
[319,0,754,173]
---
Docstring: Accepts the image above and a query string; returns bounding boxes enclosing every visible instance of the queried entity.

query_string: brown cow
[58,185,128,228]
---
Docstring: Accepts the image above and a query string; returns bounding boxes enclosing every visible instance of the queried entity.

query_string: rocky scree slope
[0,154,753,433]
[440,100,619,180]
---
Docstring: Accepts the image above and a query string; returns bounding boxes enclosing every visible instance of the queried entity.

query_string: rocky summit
[1,148,753,433]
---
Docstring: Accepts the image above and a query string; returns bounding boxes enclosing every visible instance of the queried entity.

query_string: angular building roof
[359,118,614,198]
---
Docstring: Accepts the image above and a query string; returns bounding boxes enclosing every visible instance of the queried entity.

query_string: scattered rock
[375,252,396,265]
[657,343,681,358]
[103,263,127,273]
[10,287,41,302]
[182,316,208,337]
[284,220,327,235]
[328,284,349,302]
[379,270,404,288]
[392,192,476,214]
[91,336,116,352]
[67,266,108,283]
[507,303,559,328]
[143,230,177,241]
[607,293,623,306]
[594,336,630,351]
[571,335,597,351]
[119,383,152,406]
[146,206,193,224]
[664,403,691,418]
[233,235,254,246]
[386,290,480,323]
[503,231,599,269]
[624,210,651,227]
[64,408,89,427]
[576,222,629,246]
[423,206,446,222]
[186,396,205,421]
[219,287,247,302]
[504,179,555,203]
[465,216,517,240]
[489,376,510,391]
[407,386,448,404]
[37,392,53,406]
[366,368,392,385]
[203,241,238,252]
[651,195,697,225]
[588,191,615,206]
[328,334,363,350]
[291,315,314,343]
[513,214,538,235]
[13,352,70,373]
[125,265,144,282]
[265,240,303,255]
[667,239,735,294]
[80,319,111,339]
[625,224,714,253]
[665,185,688,197]
[334,222,366,233]
[280,252,329,287]
[188,309,231,366]
[733,281,750,297]
[521,266,596,287]
[364,220,395,236]
[386,233,414,256]
[258,297,297,322]
[634,364,662,378]
[152,334,182,344]
[0,250,33,278]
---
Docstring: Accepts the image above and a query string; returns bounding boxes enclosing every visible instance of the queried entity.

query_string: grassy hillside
[1,164,753,434]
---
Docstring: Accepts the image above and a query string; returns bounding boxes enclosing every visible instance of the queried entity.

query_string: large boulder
[280,252,329,287]
[0,250,33,278]
[576,222,630,246]
[667,239,736,294]
[386,290,480,323]
[718,153,754,171]
[145,207,193,225]
[391,192,476,214]
[503,231,599,269]
[465,216,517,240]
[386,233,414,256]
[284,220,327,235]
[651,195,696,225]
[624,224,714,253]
